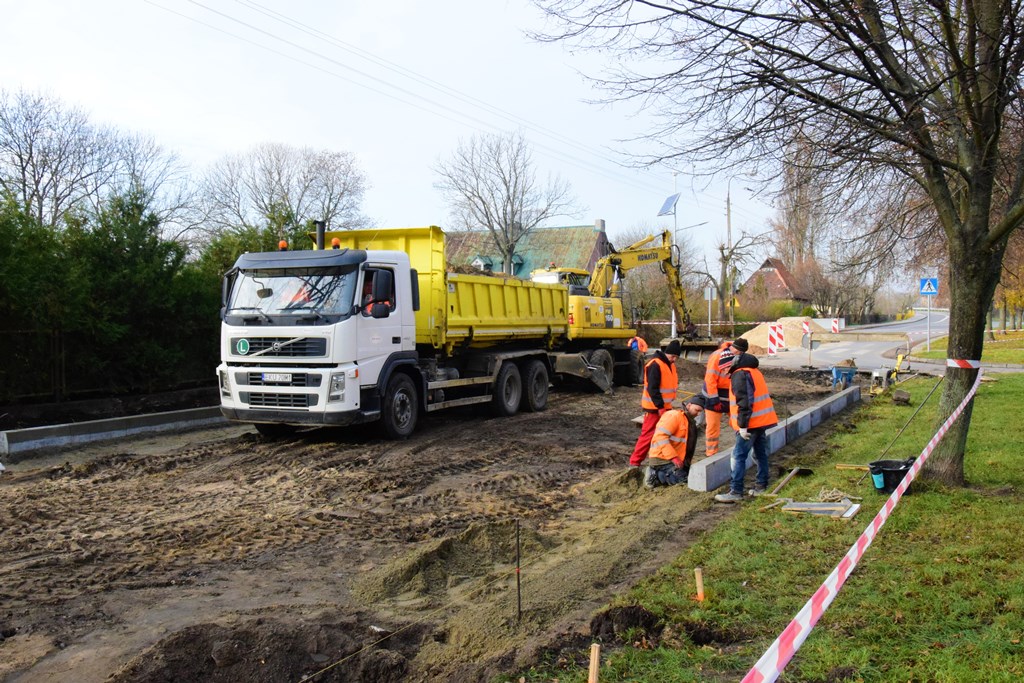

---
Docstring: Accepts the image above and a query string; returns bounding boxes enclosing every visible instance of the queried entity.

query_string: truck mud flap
[553,353,612,393]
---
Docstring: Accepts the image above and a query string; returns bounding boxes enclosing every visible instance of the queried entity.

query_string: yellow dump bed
[322,226,571,350]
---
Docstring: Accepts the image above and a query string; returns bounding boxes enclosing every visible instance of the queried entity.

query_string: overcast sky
[0,0,775,266]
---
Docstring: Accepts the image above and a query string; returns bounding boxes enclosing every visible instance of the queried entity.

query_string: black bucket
[868,458,916,494]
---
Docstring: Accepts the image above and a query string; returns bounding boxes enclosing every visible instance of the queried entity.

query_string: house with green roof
[444,219,613,278]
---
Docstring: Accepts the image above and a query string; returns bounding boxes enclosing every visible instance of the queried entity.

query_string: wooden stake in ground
[695,567,705,602]
[588,643,601,683]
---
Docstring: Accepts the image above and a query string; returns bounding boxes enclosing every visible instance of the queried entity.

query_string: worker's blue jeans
[730,427,770,495]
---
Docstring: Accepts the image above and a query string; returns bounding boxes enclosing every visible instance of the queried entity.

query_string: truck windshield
[228,266,358,318]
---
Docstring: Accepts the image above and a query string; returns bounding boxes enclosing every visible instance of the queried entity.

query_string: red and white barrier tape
[741,368,984,683]
[946,358,982,368]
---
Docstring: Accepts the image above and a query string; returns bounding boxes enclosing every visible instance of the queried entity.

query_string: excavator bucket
[553,353,613,393]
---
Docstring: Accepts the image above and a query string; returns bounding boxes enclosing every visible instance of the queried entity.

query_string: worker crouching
[643,396,706,489]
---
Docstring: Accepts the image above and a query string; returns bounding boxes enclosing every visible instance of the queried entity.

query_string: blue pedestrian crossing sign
[920,278,939,296]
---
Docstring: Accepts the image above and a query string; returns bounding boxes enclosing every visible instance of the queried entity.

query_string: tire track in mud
[0,367,835,682]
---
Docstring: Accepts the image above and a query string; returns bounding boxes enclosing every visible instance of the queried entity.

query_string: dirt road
[0,363,834,682]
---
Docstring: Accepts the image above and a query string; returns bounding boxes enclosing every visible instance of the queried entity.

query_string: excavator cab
[530,265,591,295]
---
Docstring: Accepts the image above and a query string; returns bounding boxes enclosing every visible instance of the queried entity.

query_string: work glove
[738,428,750,440]
[694,412,706,428]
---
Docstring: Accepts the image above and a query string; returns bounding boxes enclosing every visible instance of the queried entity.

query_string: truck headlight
[219,370,231,396]
[328,372,345,402]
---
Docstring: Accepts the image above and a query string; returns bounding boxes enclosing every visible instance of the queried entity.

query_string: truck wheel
[253,423,296,438]
[587,348,615,386]
[382,373,418,439]
[492,361,522,417]
[614,349,644,386]
[521,359,549,412]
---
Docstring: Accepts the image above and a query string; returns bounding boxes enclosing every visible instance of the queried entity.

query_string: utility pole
[727,185,735,337]
[670,172,678,337]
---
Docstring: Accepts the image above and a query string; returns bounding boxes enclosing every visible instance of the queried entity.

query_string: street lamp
[658,188,709,334]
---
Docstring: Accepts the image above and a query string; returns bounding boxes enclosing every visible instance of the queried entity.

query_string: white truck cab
[217,248,418,437]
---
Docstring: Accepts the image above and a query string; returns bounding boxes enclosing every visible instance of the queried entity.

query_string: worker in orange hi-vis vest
[627,335,648,353]
[701,337,748,456]
[629,340,681,467]
[642,396,706,488]
[715,351,779,503]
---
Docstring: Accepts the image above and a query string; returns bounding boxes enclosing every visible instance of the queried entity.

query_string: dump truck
[217,225,647,438]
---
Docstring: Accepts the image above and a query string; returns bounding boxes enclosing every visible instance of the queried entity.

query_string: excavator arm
[589,231,696,337]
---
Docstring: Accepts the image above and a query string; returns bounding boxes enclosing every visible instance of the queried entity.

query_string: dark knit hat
[686,395,707,410]
[732,337,749,352]
[663,339,682,356]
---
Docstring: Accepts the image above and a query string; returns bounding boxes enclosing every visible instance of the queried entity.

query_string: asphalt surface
[758,310,950,376]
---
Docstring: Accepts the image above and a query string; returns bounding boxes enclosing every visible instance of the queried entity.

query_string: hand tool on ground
[768,466,814,496]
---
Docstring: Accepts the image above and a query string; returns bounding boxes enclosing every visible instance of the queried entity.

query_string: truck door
[358,266,403,387]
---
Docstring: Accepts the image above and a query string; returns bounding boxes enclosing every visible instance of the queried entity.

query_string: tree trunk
[925,239,1003,485]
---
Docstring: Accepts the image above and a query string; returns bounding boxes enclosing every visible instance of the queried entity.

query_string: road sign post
[705,286,716,337]
[920,277,939,351]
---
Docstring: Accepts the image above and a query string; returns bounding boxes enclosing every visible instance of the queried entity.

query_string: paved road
[855,308,950,350]
[759,310,948,377]
[761,310,1018,376]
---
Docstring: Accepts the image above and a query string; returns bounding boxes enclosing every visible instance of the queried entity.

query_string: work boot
[643,465,660,489]
[714,490,744,503]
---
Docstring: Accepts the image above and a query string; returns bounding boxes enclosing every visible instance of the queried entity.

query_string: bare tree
[533,0,1024,485]
[201,143,369,241]
[769,138,829,269]
[0,90,121,226]
[692,232,764,331]
[435,131,578,275]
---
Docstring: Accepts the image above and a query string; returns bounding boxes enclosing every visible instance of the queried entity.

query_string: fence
[0,325,218,404]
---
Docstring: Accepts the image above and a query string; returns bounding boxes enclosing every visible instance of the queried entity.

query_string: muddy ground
[0,362,837,683]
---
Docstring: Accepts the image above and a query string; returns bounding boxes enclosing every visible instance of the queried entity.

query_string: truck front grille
[241,392,319,409]
[231,337,327,357]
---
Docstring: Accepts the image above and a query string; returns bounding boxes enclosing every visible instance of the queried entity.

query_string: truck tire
[492,361,522,417]
[587,348,615,387]
[382,373,418,439]
[253,423,296,438]
[614,348,644,386]
[521,359,549,412]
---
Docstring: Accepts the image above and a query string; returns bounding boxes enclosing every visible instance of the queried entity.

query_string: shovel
[767,466,814,496]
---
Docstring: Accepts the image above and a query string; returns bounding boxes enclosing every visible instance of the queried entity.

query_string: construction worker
[643,396,706,488]
[629,339,681,467]
[627,335,649,353]
[714,352,779,503]
[701,337,749,457]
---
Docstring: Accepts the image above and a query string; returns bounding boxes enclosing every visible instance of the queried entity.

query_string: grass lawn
[508,374,1024,682]
[914,330,1024,364]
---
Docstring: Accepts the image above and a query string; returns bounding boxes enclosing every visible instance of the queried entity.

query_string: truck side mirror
[370,302,390,319]
[372,269,393,303]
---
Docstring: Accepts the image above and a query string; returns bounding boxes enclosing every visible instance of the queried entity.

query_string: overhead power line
[144,0,673,198]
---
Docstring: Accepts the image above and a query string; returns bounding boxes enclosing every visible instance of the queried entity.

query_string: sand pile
[741,317,828,353]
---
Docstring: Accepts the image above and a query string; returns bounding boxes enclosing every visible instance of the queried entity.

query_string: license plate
[263,373,292,384]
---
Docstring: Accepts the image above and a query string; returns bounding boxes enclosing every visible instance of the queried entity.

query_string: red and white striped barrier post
[741,367,984,683]
[767,324,778,356]
[831,318,840,333]
[776,324,785,349]
[802,320,810,336]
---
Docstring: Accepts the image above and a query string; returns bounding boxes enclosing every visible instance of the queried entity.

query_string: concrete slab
[1,407,226,459]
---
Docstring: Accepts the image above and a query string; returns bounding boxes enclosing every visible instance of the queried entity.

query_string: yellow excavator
[530,230,704,341]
